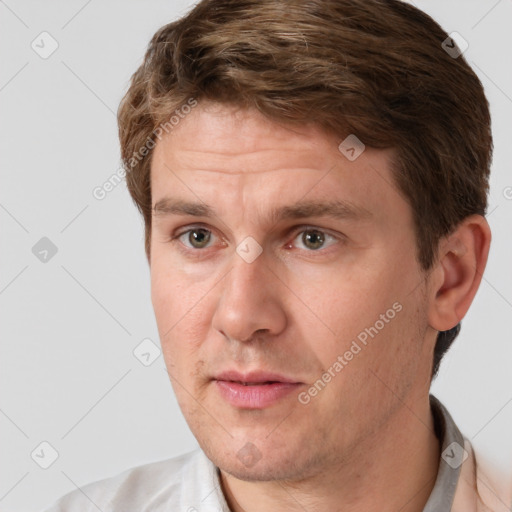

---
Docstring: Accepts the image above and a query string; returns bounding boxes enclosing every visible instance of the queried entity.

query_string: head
[118,0,492,481]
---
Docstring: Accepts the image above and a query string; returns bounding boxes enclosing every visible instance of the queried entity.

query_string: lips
[214,370,300,385]
[234,381,277,386]
[213,370,303,408]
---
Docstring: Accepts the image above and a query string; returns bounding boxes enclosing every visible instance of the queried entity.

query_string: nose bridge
[233,238,266,285]
[222,249,271,314]
[212,247,287,342]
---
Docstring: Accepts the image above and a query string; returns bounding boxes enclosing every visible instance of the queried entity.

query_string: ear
[428,214,491,332]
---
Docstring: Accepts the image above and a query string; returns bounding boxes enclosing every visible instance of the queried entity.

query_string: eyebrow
[153,197,373,223]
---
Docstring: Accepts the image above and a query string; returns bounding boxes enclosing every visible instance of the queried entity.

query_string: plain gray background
[1,1,511,510]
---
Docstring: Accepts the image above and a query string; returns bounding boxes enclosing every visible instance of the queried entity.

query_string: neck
[219,393,440,512]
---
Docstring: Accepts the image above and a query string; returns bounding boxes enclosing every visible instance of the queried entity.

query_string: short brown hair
[117,0,492,378]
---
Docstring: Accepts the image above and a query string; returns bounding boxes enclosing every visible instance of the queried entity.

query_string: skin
[149,101,491,512]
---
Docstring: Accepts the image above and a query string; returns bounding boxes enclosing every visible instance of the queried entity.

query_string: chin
[219,458,299,482]
[222,465,278,482]
[207,442,320,483]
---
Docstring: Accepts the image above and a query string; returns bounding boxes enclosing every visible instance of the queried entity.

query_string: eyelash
[169,224,342,257]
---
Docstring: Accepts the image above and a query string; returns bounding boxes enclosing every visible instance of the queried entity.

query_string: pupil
[190,229,210,248]
[303,230,324,250]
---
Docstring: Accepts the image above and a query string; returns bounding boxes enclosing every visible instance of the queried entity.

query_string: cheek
[290,262,422,386]
[283,261,397,345]
[151,270,214,358]
[151,254,203,319]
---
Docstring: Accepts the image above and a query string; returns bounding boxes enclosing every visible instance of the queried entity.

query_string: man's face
[150,102,436,481]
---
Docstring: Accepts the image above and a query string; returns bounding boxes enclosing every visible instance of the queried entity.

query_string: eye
[171,225,340,254]
[177,227,214,249]
[290,228,339,251]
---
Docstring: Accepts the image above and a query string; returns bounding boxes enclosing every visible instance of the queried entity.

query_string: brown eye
[289,228,339,253]
[185,228,212,248]
[301,229,326,250]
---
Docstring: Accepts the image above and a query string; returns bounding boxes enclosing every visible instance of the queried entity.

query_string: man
[44,0,511,510]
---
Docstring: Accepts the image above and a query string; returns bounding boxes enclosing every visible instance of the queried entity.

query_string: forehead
[150,102,407,225]
[153,102,341,175]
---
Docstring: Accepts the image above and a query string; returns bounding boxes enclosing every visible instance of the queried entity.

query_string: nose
[211,248,287,343]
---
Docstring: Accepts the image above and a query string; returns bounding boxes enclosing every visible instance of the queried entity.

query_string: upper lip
[214,370,301,384]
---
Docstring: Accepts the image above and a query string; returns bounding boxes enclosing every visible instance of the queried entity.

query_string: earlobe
[428,215,491,332]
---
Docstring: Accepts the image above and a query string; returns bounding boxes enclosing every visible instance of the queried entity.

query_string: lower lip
[215,380,302,409]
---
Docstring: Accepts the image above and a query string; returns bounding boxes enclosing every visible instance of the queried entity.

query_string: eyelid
[172,223,214,237]
[288,224,340,238]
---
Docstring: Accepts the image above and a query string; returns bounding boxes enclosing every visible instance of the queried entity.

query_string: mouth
[231,381,280,386]
[213,369,301,385]
[213,370,303,409]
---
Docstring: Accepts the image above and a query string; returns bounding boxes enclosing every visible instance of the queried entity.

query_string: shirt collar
[423,394,465,511]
